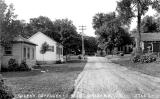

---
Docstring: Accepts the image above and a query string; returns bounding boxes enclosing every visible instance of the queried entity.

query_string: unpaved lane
[71,57,160,99]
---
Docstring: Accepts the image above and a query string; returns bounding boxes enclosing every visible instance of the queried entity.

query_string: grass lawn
[1,59,87,99]
[107,54,160,77]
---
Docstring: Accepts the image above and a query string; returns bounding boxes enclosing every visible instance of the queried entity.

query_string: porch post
[151,42,153,53]
[141,42,144,53]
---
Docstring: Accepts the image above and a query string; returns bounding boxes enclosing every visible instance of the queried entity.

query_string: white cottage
[28,32,63,64]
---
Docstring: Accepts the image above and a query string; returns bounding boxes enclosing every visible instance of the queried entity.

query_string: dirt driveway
[72,57,160,99]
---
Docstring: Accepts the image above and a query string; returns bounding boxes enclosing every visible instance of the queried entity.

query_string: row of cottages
[0,32,63,70]
[132,33,160,53]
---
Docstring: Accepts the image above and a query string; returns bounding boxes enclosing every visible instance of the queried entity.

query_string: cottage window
[32,48,34,59]
[52,46,54,52]
[23,47,26,59]
[48,46,54,52]
[4,46,12,56]
[27,48,30,59]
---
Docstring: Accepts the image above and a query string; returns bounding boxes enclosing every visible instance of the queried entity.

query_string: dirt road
[71,57,160,99]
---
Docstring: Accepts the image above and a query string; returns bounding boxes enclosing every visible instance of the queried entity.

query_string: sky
[5,0,157,37]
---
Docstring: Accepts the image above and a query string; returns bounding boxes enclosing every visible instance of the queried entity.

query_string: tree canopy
[0,2,18,44]
[93,12,132,52]
[141,15,159,33]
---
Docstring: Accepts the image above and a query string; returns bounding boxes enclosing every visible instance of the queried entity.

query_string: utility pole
[79,25,86,57]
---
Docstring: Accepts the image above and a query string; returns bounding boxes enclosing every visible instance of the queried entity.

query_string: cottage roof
[13,35,37,45]
[29,32,63,47]
[131,33,160,41]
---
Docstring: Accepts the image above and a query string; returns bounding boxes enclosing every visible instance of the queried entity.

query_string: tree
[155,16,160,32]
[96,19,132,52]
[0,0,7,34]
[1,3,19,44]
[40,42,49,63]
[24,16,57,38]
[92,12,116,30]
[116,0,160,54]
[53,19,80,55]
[93,12,132,54]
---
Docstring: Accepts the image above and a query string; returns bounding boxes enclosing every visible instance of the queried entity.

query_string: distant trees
[84,36,97,55]
[141,15,158,33]
[131,15,160,34]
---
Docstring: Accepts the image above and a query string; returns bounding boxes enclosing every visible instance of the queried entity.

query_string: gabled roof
[29,32,63,46]
[131,33,160,41]
[13,35,37,45]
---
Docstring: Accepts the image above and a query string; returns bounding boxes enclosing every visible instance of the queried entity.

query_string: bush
[32,65,41,69]
[19,60,31,71]
[78,55,82,59]
[131,54,141,63]
[36,60,41,66]
[56,60,62,64]
[8,58,19,71]
[1,67,9,72]
[0,75,14,99]
[6,59,31,72]
[131,53,157,63]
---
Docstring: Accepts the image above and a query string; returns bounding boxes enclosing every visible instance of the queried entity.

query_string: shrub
[1,67,9,72]
[8,58,19,71]
[78,55,82,59]
[56,60,62,64]
[36,60,41,66]
[130,54,141,63]
[7,59,31,72]
[131,53,157,63]
[0,75,14,99]
[19,60,31,71]
[32,65,41,69]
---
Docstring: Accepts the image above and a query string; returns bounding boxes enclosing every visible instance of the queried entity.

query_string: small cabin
[0,35,37,68]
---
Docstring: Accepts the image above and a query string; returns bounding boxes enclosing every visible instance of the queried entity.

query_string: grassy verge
[108,54,160,77]
[1,59,87,99]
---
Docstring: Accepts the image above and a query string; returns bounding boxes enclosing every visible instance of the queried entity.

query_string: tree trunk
[0,45,2,71]
[43,54,44,64]
[136,1,142,55]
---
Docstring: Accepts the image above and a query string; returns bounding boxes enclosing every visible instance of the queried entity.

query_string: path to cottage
[71,57,160,99]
